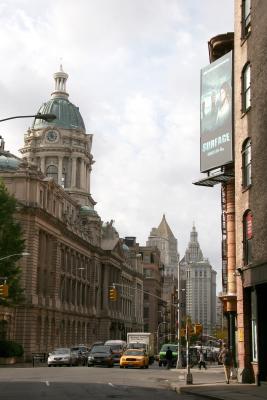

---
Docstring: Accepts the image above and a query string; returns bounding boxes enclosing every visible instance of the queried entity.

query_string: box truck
[126,332,155,364]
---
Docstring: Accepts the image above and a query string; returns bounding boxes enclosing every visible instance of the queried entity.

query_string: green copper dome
[32,65,85,132]
[0,154,21,170]
[80,205,97,216]
[32,98,85,131]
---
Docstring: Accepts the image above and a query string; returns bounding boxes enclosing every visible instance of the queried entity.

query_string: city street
[0,363,224,399]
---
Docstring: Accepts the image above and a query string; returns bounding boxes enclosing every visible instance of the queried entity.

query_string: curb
[178,387,224,400]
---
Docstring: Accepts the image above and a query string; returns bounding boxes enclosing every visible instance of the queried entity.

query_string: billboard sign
[200,51,233,172]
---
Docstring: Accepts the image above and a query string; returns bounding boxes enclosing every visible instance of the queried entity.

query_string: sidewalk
[169,365,267,400]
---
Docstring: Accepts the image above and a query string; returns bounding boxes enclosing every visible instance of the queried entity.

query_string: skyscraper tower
[20,65,95,207]
[180,224,216,336]
[147,215,179,339]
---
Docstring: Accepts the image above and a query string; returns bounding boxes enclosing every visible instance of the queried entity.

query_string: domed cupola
[20,66,95,208]
[32,65,85,132]
[0,137,21,170]
[79,205,98,217]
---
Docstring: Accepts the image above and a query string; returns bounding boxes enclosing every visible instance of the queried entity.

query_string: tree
[0,180,25,305]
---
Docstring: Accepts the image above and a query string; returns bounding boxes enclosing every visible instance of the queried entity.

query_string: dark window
[242,0,251,38]
[243,210,253,264]
[144,307,149,318]
[46,165,58,182]
[242,138,251,188]
[242,63,251,112]
[144,324,149,332]
[0,320,8,340]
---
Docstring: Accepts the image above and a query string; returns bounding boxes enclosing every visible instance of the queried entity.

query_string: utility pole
[176,262,184,368]
[185,317,193,384]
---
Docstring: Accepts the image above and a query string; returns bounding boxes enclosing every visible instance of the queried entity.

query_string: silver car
[47,348,79,367]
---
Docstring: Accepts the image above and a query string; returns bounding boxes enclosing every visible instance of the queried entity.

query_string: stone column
[88,165,92,193]
[58,156,63,186]
[84,162,88,192]
[87,165,91,192]
[226,180,236,302]
[79,159,84,190]
[225,180,237,366]
[103,263,109,312]
[40,157,46,174]
[71,157,77,188]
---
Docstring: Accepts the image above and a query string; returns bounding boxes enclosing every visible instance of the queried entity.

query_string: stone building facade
[0,67,143,360]
[139,245,165,349]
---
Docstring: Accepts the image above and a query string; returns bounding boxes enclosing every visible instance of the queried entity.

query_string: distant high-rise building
[180,225,216,336]
[147,215,179,339]
[147,214,179,279]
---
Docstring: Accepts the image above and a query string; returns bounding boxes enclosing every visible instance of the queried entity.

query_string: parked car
[87,345,114,367]
[47,348,79,367]
[70,345,90,366]
[89,341,105,351]
[120,348,149,369]
[104,340,126,363]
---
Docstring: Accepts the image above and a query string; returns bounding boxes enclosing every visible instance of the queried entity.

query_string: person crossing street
[198,350,207,370]
[165,346,173,369]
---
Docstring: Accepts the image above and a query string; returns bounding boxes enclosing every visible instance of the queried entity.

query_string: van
[104,340,126,363]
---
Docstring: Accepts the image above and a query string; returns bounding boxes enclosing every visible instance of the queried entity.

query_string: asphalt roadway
[0,362,212,400]
[1,362,266,400]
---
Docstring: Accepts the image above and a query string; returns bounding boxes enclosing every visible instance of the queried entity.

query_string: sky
[0,0,234,292]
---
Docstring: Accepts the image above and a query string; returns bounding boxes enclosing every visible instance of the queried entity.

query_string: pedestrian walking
[218,344,233,384]
[165,346,173,369]
[198,350,207,370]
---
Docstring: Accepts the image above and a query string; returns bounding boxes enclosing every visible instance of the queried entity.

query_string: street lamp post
[0,113,56,123]
[157,321,167,354]
[185,317,193,384]
[176,261,185,369]
[0,253,30,292]
[0,252,30,262]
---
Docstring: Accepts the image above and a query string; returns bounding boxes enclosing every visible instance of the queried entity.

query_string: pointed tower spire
[157,214,175,239]
[190,222,198,243]
[185,224,203,262]
[51,65,69,99]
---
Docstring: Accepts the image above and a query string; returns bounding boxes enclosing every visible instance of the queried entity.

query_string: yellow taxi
[120,348,149,369]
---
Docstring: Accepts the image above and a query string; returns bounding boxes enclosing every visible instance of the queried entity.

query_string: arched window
[242,63,251,113]
[242,138,251,188]
[46,165,58,182]
[243,210,253,265]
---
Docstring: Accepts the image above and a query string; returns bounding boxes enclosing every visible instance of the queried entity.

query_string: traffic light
[194,323,203,335]
[0,284,9,298]
[109,287,118,301]
[180,328,186,337]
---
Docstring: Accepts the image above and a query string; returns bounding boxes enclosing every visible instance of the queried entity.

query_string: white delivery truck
[126,332,155,364]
